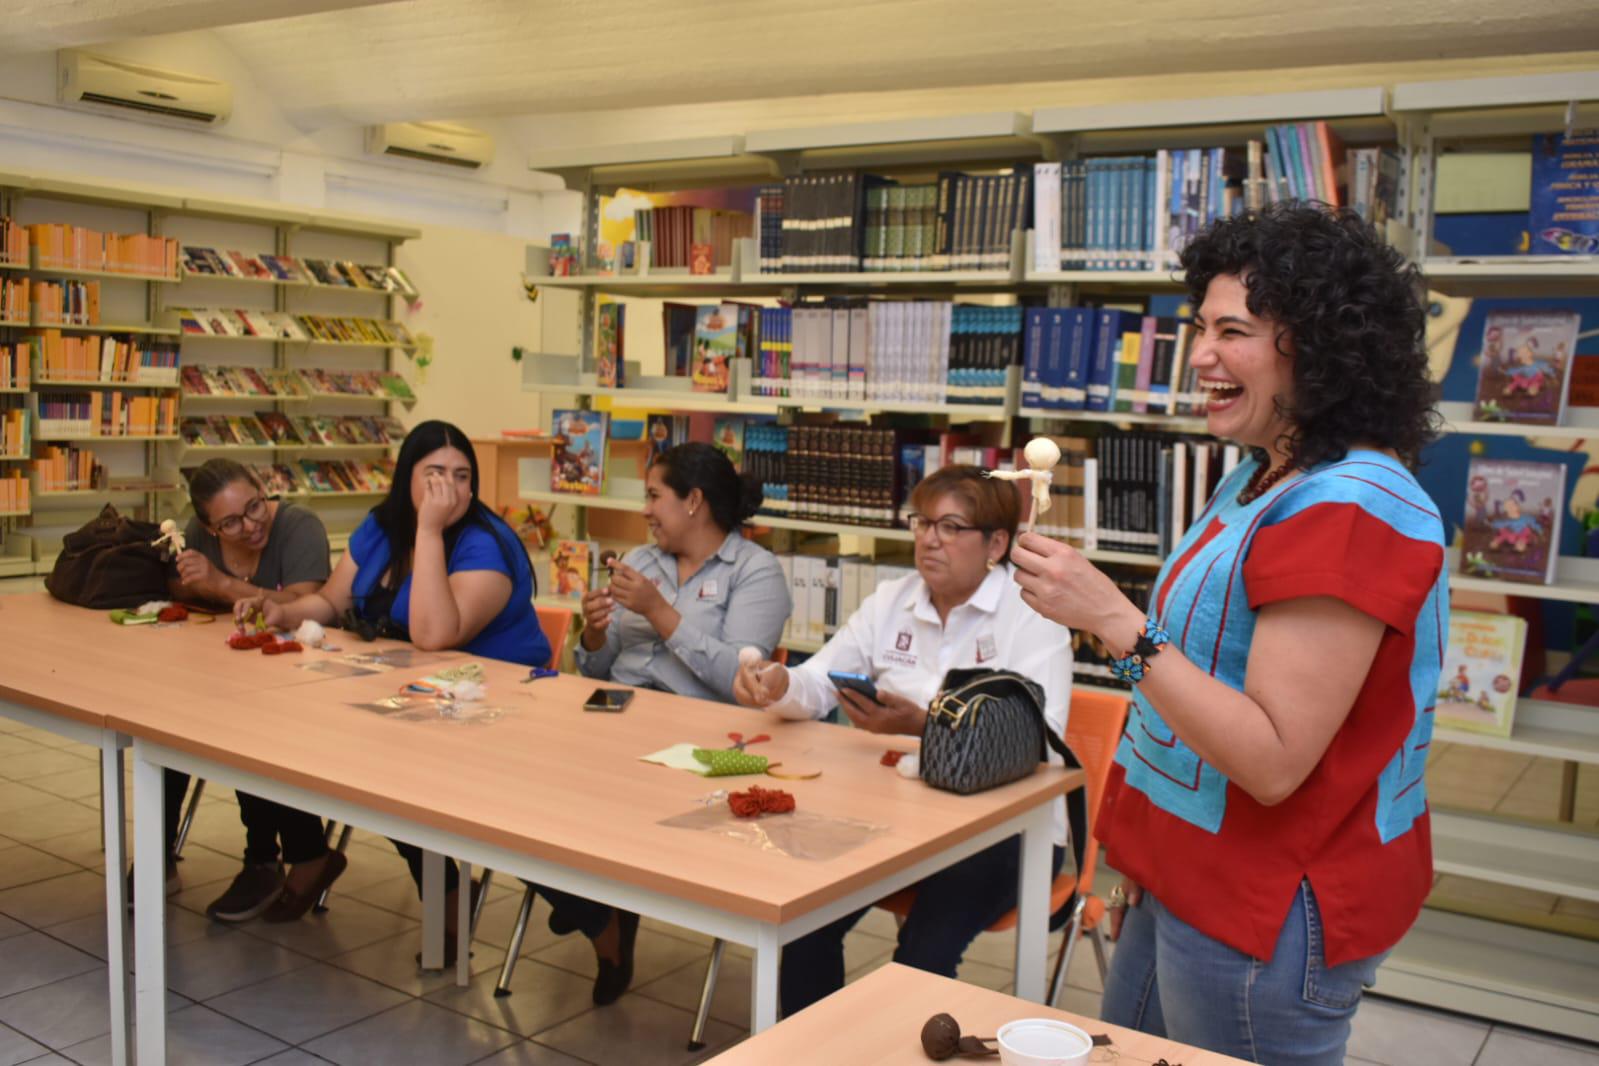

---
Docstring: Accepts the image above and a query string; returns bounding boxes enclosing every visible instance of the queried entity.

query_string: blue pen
[522,667,559,683]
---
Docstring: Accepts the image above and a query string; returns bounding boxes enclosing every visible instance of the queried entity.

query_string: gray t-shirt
[184,502,331,592]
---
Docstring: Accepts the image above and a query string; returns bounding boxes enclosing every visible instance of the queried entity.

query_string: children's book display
[1529,129,1599,256]
[692,305,737,392]
[1436,610,1527,737]
[596,302,625,388]
[550,539,596,598]
[1471,310,1579,425]
[550,408,607,495]
[1460,458,1566,585]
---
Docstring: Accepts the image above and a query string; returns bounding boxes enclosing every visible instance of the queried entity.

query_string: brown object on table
[919,1012,998,1060]
[703,963,1250,1065]
[728,785,795,818]
[881,750,907,767]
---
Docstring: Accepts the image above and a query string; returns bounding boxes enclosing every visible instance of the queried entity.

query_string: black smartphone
[827,670,880,703]
[583,688,634,713]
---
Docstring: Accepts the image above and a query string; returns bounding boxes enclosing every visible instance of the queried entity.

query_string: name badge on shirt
[698,579,719,600]
[883,629,917,667]
[976,633,997,663]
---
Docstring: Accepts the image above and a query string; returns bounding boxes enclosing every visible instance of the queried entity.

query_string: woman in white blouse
[734,464,1072,1016]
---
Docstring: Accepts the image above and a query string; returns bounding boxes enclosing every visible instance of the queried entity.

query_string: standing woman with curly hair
[1009,204,1447,1065]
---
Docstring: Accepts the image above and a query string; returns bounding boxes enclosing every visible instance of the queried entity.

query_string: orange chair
[535,604,573,668]
[685,689,1129,1047]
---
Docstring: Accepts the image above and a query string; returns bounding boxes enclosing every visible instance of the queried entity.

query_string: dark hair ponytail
[655,442,763,532]
[188,458,261,524]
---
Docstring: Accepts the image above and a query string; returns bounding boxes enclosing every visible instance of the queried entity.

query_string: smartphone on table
[583,688,634,713]
[827,671,880,703]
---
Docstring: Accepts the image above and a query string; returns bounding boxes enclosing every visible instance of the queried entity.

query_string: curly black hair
[1178,202,1439,470]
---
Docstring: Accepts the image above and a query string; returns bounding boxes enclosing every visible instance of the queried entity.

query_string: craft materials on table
[983,437,1061,534]
[109,600,207,626]
[727,785,795,818]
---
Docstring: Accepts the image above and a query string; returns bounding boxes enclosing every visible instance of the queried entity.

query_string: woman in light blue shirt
[576,442,790,702]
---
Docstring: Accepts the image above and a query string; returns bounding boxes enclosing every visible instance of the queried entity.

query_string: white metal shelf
[35,378,177,391]
[181,393,311,404]
[1437,401,1599,443]
[31,321,180,336]
[1019,406,1210,432]
[1430,809,1599,903]
[1435,698,1599,765]
[37,434,179,442]
[20,263,180,284]
[1421,257,1599,297]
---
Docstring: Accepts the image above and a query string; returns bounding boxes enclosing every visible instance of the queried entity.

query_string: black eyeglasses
[905,513,986,540]
[212,496,268,537]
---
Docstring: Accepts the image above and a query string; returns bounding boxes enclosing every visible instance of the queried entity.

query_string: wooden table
[708,962,1253,1065]
[0,595,1076,1065]
[0,594,429,1066]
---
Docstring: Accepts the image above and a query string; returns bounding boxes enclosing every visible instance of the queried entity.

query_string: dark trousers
[390,840,613,939]
[780,836,1066,1017]
[162,769,329,865]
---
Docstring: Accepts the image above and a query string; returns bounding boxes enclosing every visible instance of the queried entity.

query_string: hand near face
[607,561,668,620]
[417,471,459,535]
[838,687,926,736]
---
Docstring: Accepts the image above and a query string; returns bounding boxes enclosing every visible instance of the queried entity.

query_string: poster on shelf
[549,539,596,599]
[1459,458,1565,585]
[1436,610,1526,737]
[1529,128,1599,256]
[550,408,607,496]
[1471,310,1579,425]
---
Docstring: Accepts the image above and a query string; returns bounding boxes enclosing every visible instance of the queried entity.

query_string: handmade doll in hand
[984,438,1061,534]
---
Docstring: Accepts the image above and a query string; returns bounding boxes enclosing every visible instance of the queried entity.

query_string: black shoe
[125,860,180,910]
[205,863,285,923]
[262,850,348,923]
[592,910,639,1006]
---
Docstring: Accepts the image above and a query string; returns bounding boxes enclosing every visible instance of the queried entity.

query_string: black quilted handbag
[919,667,1072,795]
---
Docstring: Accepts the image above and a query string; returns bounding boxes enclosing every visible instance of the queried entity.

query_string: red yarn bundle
[727,785,795,818]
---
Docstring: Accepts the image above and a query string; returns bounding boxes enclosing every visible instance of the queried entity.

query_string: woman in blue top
[244,422,624,994]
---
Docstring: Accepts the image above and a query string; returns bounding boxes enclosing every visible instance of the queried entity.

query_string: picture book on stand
[712,417,745,469]
[691,304,737,393]
[596,302,625,388]
[550,408,607,495]
[1460,458,1565,585]
[1471,310,1579,424]
[1529,128,1599,256]
[646,413,688,467]
[1436,609,1527,738]
[550,539,596,598]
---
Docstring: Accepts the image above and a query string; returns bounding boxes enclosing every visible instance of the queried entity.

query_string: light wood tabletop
[706,962,1253,1065]
[99,637,1078,924]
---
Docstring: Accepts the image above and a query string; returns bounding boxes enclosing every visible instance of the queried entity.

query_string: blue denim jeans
[1101,880,1384,1066]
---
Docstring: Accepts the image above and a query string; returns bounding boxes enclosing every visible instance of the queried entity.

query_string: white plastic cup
[996,1018,1093,1066]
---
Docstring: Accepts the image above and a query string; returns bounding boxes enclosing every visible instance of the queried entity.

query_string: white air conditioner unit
[366,122,495,170]
[57,50,232,126]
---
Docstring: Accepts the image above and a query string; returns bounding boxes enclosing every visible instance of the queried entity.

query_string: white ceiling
[9,0,1599,129]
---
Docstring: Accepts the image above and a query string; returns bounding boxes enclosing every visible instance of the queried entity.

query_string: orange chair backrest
[535,604,574,668]
[1064,690,1130,894]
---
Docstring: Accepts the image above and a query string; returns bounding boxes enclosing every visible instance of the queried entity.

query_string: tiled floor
[1,717,1597,1065]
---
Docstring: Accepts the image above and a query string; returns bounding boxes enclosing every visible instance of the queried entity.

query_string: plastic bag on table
[658,802,886,861]
[349,695,506,726]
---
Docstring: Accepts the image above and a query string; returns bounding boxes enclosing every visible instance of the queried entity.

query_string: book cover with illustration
[1471,310,1579,424]
[596,302,625,388]
[1460,458,1566,585]
[1436,610,1527,737]
[645,413,686,467]
[691,304,737,393]
[711,417,745,469]
[549,539,596,599]
[1530,129,1599,256]
[550,408,607,495]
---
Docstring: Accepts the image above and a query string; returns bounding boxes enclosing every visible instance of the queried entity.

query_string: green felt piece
[108,610,158,625]
[692,748,770,776]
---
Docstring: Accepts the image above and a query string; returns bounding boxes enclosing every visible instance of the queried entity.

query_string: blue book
[1059,308,1094,411]
[1530,129,1599,255]
[1021,307,1047,410]
[1039,308,1064,409]
[1086,309,1137,412]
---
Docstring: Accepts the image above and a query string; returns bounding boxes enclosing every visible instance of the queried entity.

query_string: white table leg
[750,925,780,1032]
[421,849,445,971]
[1013,810,1052,1002]
[456,860,471,987]
[100,736,131,1066]
[132,746,167,1066]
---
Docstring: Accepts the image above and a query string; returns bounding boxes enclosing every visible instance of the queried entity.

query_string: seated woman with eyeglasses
[160,458,339,923]
[732,464,1072,1016]
[239,422,628,996]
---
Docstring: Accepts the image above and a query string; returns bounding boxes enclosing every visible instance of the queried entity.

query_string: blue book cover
[1059,308,1094,411]
[1530,129,1599,255]
[1086,309,1136,412]
[1022,307,1047,409]
[1040,308,1064,409]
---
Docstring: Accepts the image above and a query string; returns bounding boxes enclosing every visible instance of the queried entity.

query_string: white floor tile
[164,926,317,1001]
[0,747,97,783]
[534,991,743,1065]
[0,801,102,844]
[1346,995,1489,1066]
[0,1022,46,1066]
[0,931,102,998]
[470,1040,591,1065]
[324,931,508,999]
[236,895,416,961]
[528,927,708,990]
[1475,1026,1599,1065]
[0,968,186,1050]
[637,951,749,1028]
[424,958,599,1038]
[205,960,409,1045]
[63,1003,287,1066]
[0,782,62,816]
[0,847,78,892]
[0,871,106,928]
[302,999,519,1066]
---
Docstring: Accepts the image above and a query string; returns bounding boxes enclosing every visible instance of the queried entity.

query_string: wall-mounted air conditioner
[57,50,232,126]
[366,122,495,170]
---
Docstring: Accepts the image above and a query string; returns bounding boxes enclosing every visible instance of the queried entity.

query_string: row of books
[181,412,405,449]
[759,169,1030,274]
[30,445,104,493]
[776,554,916,646]
[630,206,752,271]
[746,424,901,526]
[180,247,418,296]
[22,224,179,278]
[1030,130,1400,273]
[172,307,415,347]
[0,470,26,513]
[180,365,415,402]
[0,403,26,456]
[0,219,25,266]
[33,332,180,385]
[1022,307,1201,416]
[1,279,29,322]
[33,280,102,326]
[184,459,397,499]
[36,391,178,438]
[0,343,26,389]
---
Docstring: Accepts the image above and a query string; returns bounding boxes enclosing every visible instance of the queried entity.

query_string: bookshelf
[0,167,421,577]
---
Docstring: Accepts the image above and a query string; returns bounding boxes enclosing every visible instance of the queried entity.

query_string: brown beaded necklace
[1237,454,1299,505]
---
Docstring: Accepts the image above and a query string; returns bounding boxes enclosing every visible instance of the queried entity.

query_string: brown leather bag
[45,504,172,609]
